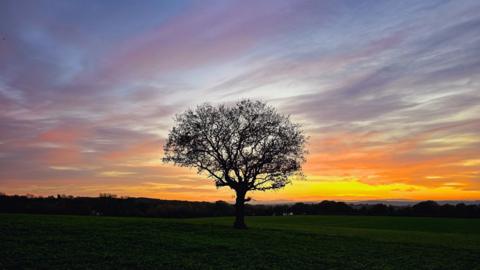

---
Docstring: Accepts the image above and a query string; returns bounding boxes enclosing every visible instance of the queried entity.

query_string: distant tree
[315,200,353,215]
[368,204,393,216]
[163,100,307,228]
[412,200,440,216]
[291,202,310,215]
[99,193,118,199]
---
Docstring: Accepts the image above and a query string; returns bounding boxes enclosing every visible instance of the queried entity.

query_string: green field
[1,214,479,269]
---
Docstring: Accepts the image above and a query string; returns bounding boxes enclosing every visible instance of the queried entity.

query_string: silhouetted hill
[349,199,480,206]
[0,193,479,218]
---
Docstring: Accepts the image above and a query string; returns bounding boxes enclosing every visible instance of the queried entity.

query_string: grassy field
[1,214,479,269]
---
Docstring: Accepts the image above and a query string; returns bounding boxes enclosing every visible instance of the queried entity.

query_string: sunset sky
[1,0,479,202]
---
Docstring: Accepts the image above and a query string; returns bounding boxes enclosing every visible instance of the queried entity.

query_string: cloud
[1,0,479,200]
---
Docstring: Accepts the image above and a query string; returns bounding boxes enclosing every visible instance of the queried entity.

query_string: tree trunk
[233,189,247,229]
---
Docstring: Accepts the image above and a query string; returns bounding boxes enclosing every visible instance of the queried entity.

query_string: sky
[1,0,479,202]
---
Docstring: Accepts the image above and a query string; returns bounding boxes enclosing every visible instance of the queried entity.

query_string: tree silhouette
[163,100,307,228]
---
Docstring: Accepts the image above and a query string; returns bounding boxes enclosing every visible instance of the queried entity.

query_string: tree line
[1,193,479,218]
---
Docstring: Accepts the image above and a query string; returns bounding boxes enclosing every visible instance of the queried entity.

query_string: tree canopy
[163,100,307,228]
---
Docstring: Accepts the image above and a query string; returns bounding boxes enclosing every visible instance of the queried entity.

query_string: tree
[163,100,307,229]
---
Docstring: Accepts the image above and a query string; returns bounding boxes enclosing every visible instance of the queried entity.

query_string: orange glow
[1,129,478,201]
[1,2,479,202]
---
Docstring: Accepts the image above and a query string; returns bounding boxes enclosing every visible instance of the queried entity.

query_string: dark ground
[1,214,479,269]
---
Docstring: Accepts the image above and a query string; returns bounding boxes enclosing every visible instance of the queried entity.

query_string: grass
[1,214,479,269]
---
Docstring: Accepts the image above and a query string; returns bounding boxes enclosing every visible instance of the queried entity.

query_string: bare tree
[163,100,307,229]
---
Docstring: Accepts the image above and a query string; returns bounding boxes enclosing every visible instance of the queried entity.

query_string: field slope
[1,214,479,269]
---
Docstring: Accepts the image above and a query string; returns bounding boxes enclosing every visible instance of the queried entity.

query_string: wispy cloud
[1,0,479,201]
